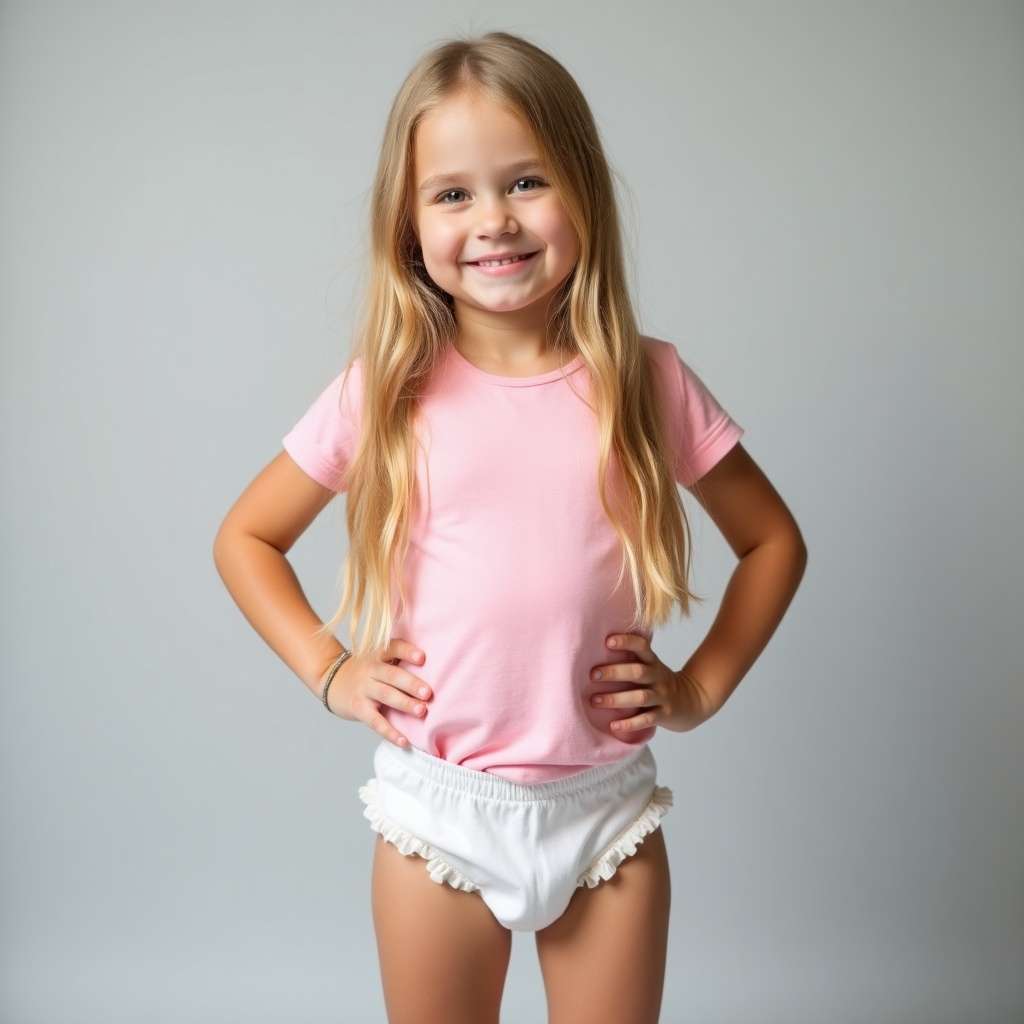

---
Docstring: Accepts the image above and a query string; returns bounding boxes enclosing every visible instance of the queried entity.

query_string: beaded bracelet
[321,649,353,713]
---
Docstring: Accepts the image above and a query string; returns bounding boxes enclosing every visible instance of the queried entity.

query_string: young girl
[215,31,805,1024]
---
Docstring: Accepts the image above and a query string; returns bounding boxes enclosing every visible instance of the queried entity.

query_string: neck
[453,300,566,377]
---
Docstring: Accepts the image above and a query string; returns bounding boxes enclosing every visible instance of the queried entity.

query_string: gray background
[2,2,1022,1022]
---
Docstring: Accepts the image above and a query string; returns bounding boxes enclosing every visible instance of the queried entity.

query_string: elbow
[212,526,226,581]
[787,519,808,588]
[212,517,235,582]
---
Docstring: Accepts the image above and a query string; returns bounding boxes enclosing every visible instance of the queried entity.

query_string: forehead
[413,90,540,177]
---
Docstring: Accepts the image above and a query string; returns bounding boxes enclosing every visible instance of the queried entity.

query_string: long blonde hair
[326,32,693,655]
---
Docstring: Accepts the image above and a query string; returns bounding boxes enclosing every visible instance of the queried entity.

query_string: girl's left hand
[590,634,714,734]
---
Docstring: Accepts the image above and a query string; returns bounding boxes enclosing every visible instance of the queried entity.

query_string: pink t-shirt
[283,337,742,782]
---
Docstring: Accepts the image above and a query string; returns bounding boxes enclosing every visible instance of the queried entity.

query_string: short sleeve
[281,360,364,492]
[645,338,743,487]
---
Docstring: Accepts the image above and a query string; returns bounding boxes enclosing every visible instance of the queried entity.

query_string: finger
[591,660,648,684]
[591,687,653,709]
[370,675,429,717]
[374,657,432,702]
[610,710,658,733]
[363,706,411,748]
[605,633,655,663]
[385,638,426,666]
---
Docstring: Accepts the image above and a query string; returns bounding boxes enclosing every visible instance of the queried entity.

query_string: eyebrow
[416,160,546,197]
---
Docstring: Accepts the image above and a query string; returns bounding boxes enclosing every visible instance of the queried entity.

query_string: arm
[590,443,807,732]
[213,450,431,744]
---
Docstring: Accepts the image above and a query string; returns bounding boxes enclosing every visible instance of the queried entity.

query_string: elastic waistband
[373,741,653,803]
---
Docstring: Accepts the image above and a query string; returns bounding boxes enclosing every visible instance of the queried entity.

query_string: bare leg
[371,836,512,1024]
[535,827,671,1024]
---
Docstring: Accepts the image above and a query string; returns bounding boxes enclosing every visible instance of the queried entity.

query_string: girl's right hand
[322,639,431,748]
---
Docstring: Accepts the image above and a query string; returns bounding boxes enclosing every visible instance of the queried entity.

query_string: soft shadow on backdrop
[1,2,1021,1022]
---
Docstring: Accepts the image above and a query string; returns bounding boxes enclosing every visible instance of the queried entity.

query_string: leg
[535,826,671,1024]
[371,835,512,1024]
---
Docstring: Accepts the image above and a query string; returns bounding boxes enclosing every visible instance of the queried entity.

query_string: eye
[437,189,468,204]
[511,177,545,193]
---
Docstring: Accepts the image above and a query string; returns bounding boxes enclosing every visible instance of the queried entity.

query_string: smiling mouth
[468,253,536,267]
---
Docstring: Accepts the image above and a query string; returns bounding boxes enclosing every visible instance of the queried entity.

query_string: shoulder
[640,335,677,362]
[640,335,678,375]
[640,334,688,403]
[302,357,366,425]
[281,357,365,491]
[638,335,744,485]
[332,356,365,405]
[640,335,694,391]
[639,334,723,412]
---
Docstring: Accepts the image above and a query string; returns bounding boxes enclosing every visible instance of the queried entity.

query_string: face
[410,90,580,328]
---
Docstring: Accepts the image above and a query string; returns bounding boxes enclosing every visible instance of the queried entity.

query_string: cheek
[418,216,462,264]
[545,211,580,267]
[534,200,579,256]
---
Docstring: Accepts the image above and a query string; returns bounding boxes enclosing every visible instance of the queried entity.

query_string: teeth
[476,255,529,267]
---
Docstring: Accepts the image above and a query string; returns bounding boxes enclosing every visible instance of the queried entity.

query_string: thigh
[371,836,512,1024]
[535,826,671,1024]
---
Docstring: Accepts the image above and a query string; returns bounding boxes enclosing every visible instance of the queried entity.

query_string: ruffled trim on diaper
[577,785,675,889]
[359,779,480,893]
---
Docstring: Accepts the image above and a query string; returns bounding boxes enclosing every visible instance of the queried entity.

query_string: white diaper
[359,741,673,932]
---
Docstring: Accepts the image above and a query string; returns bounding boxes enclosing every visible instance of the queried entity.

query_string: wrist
[675,666,718,728]
[320,649,352,715]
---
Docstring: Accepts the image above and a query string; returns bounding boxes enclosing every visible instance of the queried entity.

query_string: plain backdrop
[1,2,1022,1022]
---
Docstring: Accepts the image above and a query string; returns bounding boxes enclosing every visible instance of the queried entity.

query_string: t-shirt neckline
[446,344,584,388]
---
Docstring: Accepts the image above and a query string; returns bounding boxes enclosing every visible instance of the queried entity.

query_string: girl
[214,31,805,1024]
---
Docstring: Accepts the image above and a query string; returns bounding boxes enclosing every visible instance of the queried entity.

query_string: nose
[475,195,518,238]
